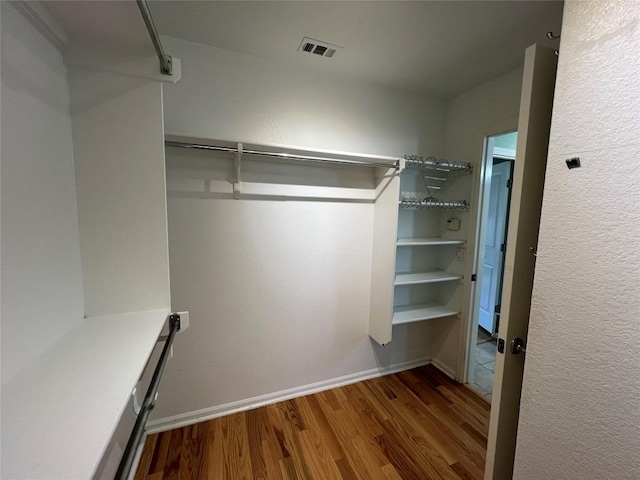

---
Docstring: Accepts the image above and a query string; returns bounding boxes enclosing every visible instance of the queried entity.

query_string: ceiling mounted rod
[165,140,399,169]
[137,0,172,75]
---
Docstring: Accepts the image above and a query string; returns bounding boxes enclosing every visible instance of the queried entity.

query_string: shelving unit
[367,154,471,346]
[391,155,471,332]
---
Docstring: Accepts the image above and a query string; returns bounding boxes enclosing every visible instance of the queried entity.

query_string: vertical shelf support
[233,143,242,199]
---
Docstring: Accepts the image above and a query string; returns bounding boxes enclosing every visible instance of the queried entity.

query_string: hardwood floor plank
[134,433,157,480]
[305,394,346,461]
[246,408,269,479]
[335,457,359,480]
[298,429,343,480]
[135,366,489,480]
[177,423,206,480]
[162,428,183,479]
[385,375,486,475]
[381,463,404,480]
[277,402,312,479]
[262,438,286,480]
[148,430,171,475]
[451,460,479,480]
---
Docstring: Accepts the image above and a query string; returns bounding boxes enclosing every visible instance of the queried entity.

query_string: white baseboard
[146,357,433,434]
[430,357,457,380]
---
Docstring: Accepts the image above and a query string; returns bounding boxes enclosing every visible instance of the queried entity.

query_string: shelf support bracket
[233,143,242,199]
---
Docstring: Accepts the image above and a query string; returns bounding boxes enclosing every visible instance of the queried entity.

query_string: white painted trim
[459,121,519,383]
[11,1,69,50]
[147,357,431,434]
[430,358,457,380]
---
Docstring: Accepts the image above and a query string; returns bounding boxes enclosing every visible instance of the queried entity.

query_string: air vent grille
[298,36,342,59]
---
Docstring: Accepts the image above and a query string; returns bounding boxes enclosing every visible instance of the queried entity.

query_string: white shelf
[2,309,169,480]
[395,271,463,286]
[397,237,465,246]
[393,303,460,325]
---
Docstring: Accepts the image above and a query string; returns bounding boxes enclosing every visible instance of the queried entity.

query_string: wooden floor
[135,365,490,480]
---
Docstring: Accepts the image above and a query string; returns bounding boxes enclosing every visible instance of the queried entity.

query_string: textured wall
[0,3,84,383]
[513,1,640,479]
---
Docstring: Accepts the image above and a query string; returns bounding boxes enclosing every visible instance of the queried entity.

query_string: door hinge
[500,243,506,252]
[506,178,512,189]
[471,274,477,282]
[494,304,501,314]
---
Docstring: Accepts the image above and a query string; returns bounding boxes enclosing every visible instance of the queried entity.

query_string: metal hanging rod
[137,0,172,75]
[115,313,181,480]
[404,155,472,173]
[165,140,400,169]
[399,197,469,209]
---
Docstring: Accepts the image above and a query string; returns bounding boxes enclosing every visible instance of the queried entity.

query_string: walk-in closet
[8,2,638,480]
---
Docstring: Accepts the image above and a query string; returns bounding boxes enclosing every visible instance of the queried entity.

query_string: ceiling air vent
[298,37,342,59]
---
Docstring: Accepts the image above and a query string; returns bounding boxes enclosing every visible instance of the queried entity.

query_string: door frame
[458,120,518,385]
[464,131,517,383]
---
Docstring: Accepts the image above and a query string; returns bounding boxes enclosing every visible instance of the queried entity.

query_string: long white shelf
[393,303,460,325]
[395,271,463,286]
[1,309,169,480]
[397,237,465,246]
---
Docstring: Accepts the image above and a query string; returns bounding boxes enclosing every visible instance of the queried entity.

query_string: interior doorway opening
[467,130,517,401]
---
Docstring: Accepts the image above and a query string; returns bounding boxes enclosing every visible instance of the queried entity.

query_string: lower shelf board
[393,303,460,325]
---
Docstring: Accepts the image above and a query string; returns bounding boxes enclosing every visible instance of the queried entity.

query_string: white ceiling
[44,1,564,99]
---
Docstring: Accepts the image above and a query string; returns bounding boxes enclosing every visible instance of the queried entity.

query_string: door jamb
[458,119,518,385]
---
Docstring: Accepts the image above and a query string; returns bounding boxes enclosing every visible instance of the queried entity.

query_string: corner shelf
[397,237,465,247]
[393,303,460,325]
[395,271,462,286]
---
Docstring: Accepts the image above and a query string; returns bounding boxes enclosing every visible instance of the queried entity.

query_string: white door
[484,44,557,479]
[478,160,512,333]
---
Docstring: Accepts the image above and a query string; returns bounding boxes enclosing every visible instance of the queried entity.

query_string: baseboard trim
[147,357,432,434]
[430,358,457,380]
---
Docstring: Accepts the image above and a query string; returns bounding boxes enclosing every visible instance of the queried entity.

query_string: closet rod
[136,0,172,75]
[404,155,472,172]
[115,313,181,480]
[165,141,399,169]
[399,198,469,209]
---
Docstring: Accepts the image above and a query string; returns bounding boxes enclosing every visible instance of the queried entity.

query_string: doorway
[467,131,516,400]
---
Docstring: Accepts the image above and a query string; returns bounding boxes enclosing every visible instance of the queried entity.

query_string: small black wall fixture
[565,157,581,169]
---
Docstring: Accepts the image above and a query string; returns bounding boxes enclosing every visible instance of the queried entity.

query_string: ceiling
[44,1,564,99]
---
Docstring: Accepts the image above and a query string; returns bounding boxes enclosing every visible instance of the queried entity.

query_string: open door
[484,44,557,479]
[478,159,513,335]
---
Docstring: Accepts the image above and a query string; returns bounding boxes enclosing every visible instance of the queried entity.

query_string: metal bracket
[233,143,242,199]
[169,312,181,331]
[131,384,142,415]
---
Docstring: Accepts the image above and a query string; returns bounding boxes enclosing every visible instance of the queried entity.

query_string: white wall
[151,37,448,422]
[69,66,171,316]
[514,2,640,479]
[439,67,524,376]
[0,2,84,383]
